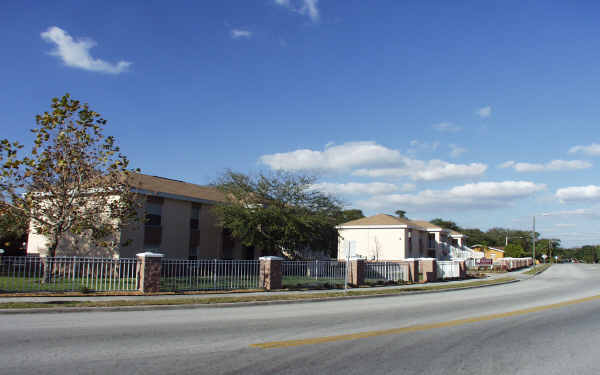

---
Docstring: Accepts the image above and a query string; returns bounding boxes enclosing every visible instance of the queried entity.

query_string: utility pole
[505,230,509,247]
[532,216,536,269]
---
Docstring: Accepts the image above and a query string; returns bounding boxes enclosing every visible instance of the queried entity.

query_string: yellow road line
[251,294,600,349]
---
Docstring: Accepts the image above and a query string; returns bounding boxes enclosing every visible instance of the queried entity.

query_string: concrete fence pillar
[136,252,164,293]
[419,258,437,283]
[260,256,283,291]
[349,259,365,286]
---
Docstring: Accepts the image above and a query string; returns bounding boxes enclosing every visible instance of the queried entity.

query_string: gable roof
[128,173,226,203]
[409,220,443,230]
[340,213,414,226]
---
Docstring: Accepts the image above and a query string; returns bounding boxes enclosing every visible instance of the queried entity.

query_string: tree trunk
[42,240,58,283]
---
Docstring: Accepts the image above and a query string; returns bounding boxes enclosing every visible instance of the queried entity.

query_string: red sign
[477,258,493,265]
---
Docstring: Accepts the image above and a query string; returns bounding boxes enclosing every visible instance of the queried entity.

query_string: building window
[144,197,163,248]
[190,205,200,230]
[428,233,435,249]
[145,200,162,227]
[189,204,201,259]
[222,229,235,259]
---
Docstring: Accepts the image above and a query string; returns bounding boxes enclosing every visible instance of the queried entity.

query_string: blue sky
[2,1,600,247]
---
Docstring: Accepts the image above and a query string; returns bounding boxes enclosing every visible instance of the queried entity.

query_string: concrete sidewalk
[0,270,521,304]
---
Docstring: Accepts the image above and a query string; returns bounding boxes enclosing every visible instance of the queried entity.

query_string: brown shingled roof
[409,220,443,230]
[128,173,226,203]
[340,214,414,226]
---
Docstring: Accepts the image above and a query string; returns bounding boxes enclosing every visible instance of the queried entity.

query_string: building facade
[336,214,468,261]
[27,174,260,260]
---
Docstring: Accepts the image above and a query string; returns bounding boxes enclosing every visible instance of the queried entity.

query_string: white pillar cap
[259,256,284,260]
[136,252,164,258]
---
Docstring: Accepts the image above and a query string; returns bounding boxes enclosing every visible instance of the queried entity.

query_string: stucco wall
[337,227,407,261]
[119,204,145,258]
[160,198,190,258]
[196,205,223,259]
[26,203,122,258]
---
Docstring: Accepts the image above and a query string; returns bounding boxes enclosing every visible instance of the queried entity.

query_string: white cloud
[353,160,487,181]
[569,143,600,156]
[261,141,487,181]
[357,181,546,211]
[260,141,403,172]
[499,160,592,172]
[433,122,461,132]
[407,140,439,154]
[400,183,417,192]
[542,208,600,218]
[476,105,492,118]
[555,223,576,227]
[230,29,252,39]
[311,182,399,196]
[556,185,600,203]
[449,144,466,158]
[275,0,320,22]
[40,26,131,74]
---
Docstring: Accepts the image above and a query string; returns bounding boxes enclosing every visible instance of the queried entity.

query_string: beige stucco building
[336,214,467,261]
[27,174,260,260]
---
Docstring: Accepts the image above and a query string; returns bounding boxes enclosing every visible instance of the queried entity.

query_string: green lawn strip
[524,263,552,275]
[0,276,137,293]
[282,277,346,289]
[0,277,515,310]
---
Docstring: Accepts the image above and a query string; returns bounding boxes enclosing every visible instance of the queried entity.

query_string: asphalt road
[1,264,599,375]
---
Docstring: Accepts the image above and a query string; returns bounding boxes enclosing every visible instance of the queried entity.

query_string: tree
[395,210,407,219]
[212,170,343,258]
[504,243,526,258]
[430,218,461,232]
[536,238,561,262]
[0,202,28,256]
[371,236,382,261]
[582,245,598,264]
[0,94,140,257]
[337,209,364,224]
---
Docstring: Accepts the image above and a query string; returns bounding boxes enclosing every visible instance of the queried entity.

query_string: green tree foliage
[338,209,364,224]
[536,239,561,261]
[395,210,407,218]
[0,203,28,255]
[0,94,140,257]
[430,218,461,232]
[428,217,549,258]
[582,245,598,264]
[212,170,344,257]
[504,243,526,258]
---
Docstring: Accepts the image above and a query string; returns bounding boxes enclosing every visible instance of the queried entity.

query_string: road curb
[0,278,519,315]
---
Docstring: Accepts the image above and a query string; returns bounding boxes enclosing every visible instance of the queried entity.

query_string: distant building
[27,173,260,260]
[336,214,468,261]
[470,244,504,260]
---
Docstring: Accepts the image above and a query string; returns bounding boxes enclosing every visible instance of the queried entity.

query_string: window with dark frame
[145,200,162,227]
[144,197,163,248]
[189,204,201,260]
[190,205,200,230]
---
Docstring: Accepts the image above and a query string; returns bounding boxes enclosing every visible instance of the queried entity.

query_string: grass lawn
[0,276,137,293]
[160,276,260,291]
[282,276,346,289]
